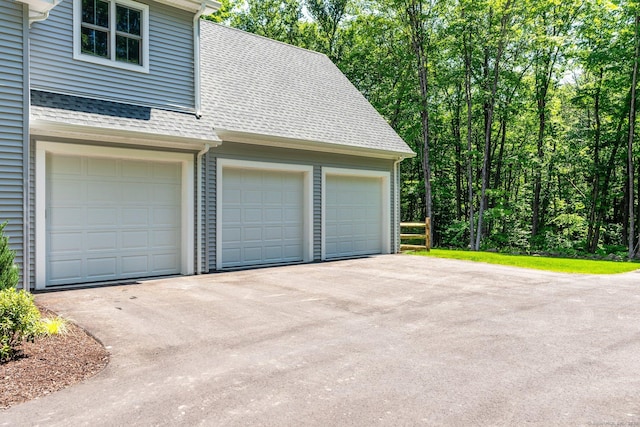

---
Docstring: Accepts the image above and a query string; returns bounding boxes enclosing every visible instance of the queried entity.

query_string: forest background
[206,0,640,259]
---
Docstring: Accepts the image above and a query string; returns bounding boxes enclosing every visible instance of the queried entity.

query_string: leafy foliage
[211,0,640,258]
[0,288,44,363]
[0,222,19,291]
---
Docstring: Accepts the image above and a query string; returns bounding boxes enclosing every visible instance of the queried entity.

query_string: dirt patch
[0,307,109,410]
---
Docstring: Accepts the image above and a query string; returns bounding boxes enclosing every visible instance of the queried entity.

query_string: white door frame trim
[35,141,195,289]
[216,158,314,270]
[321,167,391,260]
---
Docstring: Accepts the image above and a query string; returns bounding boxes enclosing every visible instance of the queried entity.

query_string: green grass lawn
[411,249,640,274]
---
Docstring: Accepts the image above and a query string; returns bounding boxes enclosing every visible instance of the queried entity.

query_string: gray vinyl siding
[29,140,35,289]
[206,142,394,271]
[205,152,216,272]
[198,152,207,273]
[29,0,195,111]
[0,0,27,284]
[313,165,322,260]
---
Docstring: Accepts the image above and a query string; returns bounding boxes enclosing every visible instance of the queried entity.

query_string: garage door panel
[121,208,148,226]
[87,157,117,177]
[244,208,262,222]
[122,231,148,249]
[244,190,262,203]
[87,207,118,225]
[50,207,83,227]
[152,253,179,272]
[325,174,383,259]
[283,244,302,258]
[153,184,180,203]
[50,232,83,253]
[122,183,151,202]
[86,232,117,251]
[51,154,82,174]
[244,227,262,241]
[86,257,117,277]
[265,227,282,240]
[221,167,305,268]
[50,180,83,202]
[121,255,149,274]
[49,259,83,281]
[153,163,180,180]
[264,190,282,203]
[153,208,179,226]
[47,154,181,286]
[152,229,179,248]
[244,247,263,262]
[265,208,282,222]
[121,160,150,178]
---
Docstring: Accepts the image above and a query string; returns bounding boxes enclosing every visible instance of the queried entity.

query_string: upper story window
[73,0,149,73]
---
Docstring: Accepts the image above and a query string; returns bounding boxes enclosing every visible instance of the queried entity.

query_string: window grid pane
[79,0,145,68]
[116,5,141,36]
[115,35,141,65]
[81,26,109,58]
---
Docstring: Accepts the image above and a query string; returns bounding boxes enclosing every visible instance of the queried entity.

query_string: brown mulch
[0,306,109,410]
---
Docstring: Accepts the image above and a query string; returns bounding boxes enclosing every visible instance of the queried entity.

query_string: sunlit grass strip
[412,249,640,274]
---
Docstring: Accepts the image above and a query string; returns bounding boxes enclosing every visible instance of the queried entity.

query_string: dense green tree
[210,0,640,258]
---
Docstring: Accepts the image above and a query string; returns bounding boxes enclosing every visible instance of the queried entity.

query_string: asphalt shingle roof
[200,22,414,156]
[30,90,218,142]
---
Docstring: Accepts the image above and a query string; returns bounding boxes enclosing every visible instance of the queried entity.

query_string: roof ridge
[200,20,329,59]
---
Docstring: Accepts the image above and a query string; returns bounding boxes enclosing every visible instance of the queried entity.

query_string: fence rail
[400,218,431,251]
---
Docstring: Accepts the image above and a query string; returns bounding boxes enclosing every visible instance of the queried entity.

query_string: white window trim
[35,141,194,289]
[73,0,150,73]
[216,158,314,270]
[321,167,391,260]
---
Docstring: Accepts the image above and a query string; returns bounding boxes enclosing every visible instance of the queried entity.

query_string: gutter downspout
[193,4,206,118]
[393,157,403,254]
[194,3,208,273]
[196,143,210,274]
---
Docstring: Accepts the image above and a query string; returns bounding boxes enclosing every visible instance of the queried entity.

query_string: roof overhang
[15,0,62,24]
[15,0,60,13]
[31,119,221,151]
[153,0,220,15]
[214,128,416,160]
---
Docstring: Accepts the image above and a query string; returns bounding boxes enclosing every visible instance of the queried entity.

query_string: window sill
[73,52,150,73]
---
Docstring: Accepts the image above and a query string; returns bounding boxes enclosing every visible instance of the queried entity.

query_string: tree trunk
[463,20,475,249]
[587,68,603,253]
[475,0,512,251]
[406,0,433,246]
[453,89,463,221]
[628,14,639,259]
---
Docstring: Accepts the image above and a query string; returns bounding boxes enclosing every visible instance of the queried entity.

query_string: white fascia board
[30,119,221,150]
[17,0,61,13]
[215,128,416,160]
[153,0,220,14]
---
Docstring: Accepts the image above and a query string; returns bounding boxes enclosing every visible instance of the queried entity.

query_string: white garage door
[46,154,182,286]
[325,174,383,259]
[221,168,304,268]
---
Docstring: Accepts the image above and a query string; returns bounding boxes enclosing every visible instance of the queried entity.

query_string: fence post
[425,217,431,251]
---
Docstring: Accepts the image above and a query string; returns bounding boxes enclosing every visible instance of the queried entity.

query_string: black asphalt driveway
[2,255,640,426]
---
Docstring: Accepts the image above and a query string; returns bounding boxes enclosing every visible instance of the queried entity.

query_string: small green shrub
[0,221,19,291]
[0,288,44,363]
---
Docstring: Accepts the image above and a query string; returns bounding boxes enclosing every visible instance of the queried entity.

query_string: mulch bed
[0,306,109,410]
